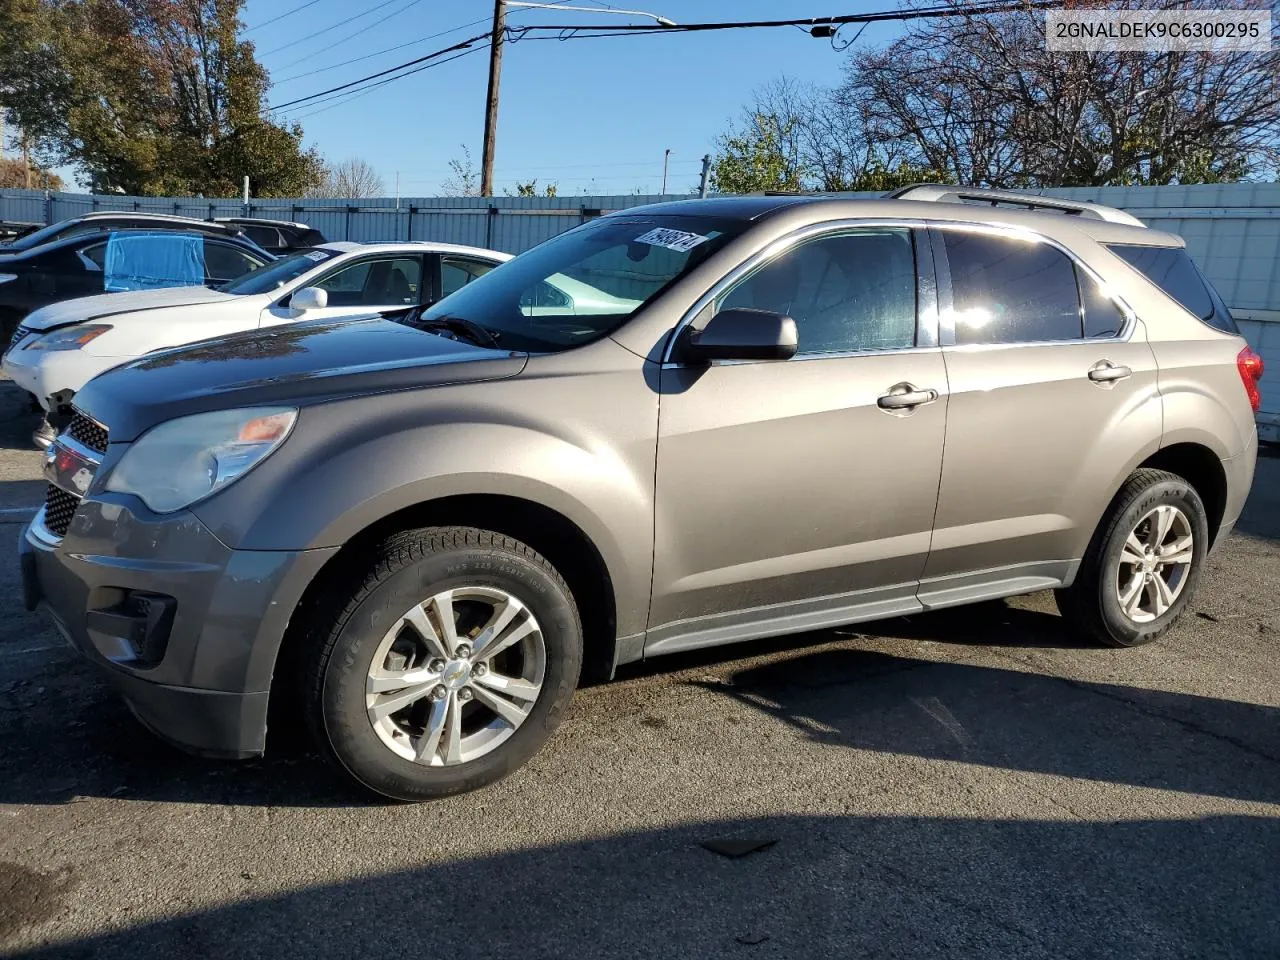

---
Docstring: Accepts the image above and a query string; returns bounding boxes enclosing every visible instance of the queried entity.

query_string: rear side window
[1107,243,1237,333]
[1078,270,1127,339]
[203,241,264,283]
[942,231,1081,344]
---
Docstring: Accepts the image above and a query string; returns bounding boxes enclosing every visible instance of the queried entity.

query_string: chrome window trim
[662,218,935,364]
[925,219,1138,347]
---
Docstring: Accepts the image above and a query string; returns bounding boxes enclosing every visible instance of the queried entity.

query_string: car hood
[20,285,241,332]
[75,316,528,442]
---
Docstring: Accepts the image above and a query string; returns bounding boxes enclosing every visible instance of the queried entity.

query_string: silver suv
[21,187,1262,800]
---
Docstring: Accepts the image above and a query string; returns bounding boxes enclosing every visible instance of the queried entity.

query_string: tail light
[1237,346,1265,413]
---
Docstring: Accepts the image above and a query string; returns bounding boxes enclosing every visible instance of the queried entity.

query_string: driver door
[648,225,949,651]
[262,254,426,325]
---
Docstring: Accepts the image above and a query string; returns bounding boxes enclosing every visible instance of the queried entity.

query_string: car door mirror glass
[678,308,798,363]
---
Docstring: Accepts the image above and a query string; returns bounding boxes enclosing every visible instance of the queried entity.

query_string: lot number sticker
[633,227,710,253]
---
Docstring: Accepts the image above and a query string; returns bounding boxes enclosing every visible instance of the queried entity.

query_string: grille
[66,412,108,454]
[44,485,80,538]
[5,324,31,354]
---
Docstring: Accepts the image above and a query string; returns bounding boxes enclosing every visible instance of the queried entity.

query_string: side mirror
[677,308,798,363]
[289,286,328,316]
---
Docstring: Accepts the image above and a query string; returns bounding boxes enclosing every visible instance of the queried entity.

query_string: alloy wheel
[365,586,546,766]
[1115,505,1194,623]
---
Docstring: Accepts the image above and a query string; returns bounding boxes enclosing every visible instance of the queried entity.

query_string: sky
[241,0,891,198]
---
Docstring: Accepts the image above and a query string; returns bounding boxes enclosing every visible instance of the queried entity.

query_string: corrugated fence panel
[8,183,1280,308]
[411,209,488,248]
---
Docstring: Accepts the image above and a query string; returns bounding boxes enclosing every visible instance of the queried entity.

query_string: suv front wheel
[1057,468,1209,647]
[304,526,583,801]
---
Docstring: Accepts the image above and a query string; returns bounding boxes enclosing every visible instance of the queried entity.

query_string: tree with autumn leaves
[0,0,323,196]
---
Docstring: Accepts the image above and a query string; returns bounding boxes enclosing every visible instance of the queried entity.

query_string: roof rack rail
[886,183,1145,228]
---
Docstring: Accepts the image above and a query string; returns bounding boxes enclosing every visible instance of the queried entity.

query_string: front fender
[191,357,659,638]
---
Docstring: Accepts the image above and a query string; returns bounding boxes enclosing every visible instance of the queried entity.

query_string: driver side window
[716,228,918,355]
[314,257,422,307]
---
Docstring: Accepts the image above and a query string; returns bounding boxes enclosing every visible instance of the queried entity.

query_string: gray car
[20,187,1262,800]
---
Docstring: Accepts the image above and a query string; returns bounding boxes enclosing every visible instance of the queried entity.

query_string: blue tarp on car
[104,233,205,291]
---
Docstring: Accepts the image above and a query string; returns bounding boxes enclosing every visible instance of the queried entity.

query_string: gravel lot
[0,381,1277,959]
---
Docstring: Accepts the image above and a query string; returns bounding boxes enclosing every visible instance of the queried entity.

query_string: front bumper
[20,496,336,758]
[2,346,122,414]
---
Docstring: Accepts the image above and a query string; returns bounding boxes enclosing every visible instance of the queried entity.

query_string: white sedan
[3,241,514,440]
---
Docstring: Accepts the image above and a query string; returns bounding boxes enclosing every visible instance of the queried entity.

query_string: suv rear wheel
[1056,469,1209,647]
[303,526,582,800]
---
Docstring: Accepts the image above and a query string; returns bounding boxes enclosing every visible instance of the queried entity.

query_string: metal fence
[3,182,1280,412]
[0,190,681,255]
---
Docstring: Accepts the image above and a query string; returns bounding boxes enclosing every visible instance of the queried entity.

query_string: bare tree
[842,0,1280,186]
[309,157,385,198]
[712,76,949,192]
[442,145,480,197]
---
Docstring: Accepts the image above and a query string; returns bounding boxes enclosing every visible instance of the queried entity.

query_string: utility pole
[661,148,671,195]
[480,0,506,197]
[22,135,31,189]
[699,154,711,199]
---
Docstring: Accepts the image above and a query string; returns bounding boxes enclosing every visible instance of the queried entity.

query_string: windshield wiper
[415,316,501,349]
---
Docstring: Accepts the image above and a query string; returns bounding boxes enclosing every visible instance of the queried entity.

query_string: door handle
[1088,360,1132,383]
[877,383,939,411]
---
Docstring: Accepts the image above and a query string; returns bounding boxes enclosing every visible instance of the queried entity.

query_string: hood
[75,316,528,442]
[21,285,238,332]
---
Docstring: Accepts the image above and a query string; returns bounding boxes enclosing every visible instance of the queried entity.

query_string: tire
[1056,468,1209,648]
[302,526,583,801]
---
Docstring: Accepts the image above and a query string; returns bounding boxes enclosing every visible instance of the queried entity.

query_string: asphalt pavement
[0,383,1277,959]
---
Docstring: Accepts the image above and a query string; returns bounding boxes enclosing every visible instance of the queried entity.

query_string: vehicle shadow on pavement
[3,612,1277,809]
[695,643,1280,806]
[4,812,1278,958]
[0,666,369,809]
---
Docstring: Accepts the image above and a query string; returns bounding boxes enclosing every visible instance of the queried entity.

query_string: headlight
[0,273,18,284]
[25,324,112,351]
[105,407,297,513]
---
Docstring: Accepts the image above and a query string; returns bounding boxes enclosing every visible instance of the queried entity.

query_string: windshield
[219,248,341,295]
[420,215,744,351]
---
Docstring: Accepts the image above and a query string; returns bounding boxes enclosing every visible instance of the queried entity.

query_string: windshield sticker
[304,250,330,261]
[633,227,709,253]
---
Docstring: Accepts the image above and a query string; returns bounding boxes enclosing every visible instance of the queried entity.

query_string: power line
[268,0,432,75]
[260,0,410,57]
[273,2,1063,119]
[280,46,488,119]
[270,16,492,85]
[508,1,1063,35]
[245,0,326,33]
[270,33,491,111]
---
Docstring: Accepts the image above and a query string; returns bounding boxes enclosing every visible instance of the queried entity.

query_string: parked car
[21,188,1261,801]
[3,240,505,442]
[0,211,259,253]
[0,228,272,339]
[212,217,327,254]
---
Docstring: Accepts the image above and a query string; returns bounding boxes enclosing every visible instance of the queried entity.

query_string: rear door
[922,224,1161,596]
[434,254,503,307]
[203,239,268,286]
